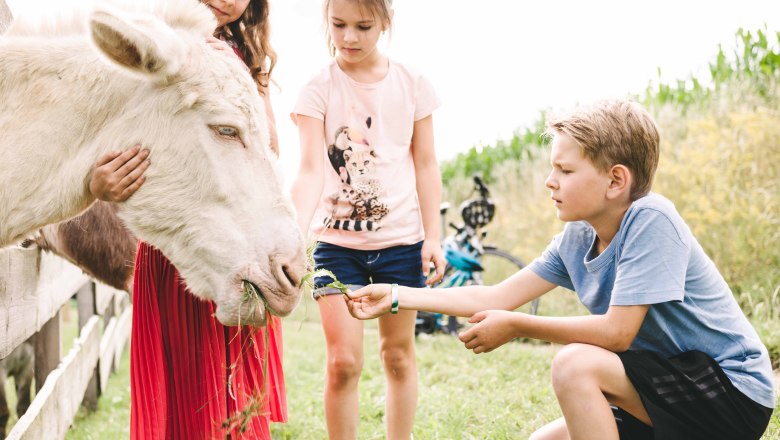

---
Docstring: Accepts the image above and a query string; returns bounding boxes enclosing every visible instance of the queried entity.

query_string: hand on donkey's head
[89,145,150,203]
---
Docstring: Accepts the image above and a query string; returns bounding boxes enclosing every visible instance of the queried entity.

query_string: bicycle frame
[416,175,536,337]
[420,200,493,335]
[439,231,485,287]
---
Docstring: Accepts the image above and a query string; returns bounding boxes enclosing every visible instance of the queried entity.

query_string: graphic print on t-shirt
[324,116,388,232]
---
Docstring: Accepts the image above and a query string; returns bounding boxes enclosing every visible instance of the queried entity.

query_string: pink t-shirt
[293,59,441,250]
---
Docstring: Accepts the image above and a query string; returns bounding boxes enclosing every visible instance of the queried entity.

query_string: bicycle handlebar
[444,175,496,246]
[473,175,490,198]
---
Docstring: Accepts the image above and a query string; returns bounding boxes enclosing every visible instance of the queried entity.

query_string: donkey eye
[216,126,238,137]
[210,125,245,148]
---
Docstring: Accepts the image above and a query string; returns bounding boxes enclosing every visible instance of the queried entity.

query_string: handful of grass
[301,241,350,298]
[241,280,267,327]
[221,289,272,434]
[302,268,350,298]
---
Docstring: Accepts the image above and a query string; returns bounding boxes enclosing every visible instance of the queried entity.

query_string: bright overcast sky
[7,0,780,185]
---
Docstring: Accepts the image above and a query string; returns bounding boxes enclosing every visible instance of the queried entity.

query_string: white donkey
[0,0,306,326]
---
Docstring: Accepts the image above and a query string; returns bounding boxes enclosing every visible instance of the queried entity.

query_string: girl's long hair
[213,0,277,94]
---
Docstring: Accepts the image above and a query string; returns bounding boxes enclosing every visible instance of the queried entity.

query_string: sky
[7,0,780,181]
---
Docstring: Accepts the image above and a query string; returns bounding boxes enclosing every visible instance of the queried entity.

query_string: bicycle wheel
[478,246,540,315]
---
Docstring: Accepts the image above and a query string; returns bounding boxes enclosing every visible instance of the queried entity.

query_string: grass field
[49,298,779,439]
[57,306,563,439]
[272,303,563,439]
[1,296,777,438]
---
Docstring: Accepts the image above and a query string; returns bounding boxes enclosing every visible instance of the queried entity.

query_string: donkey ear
[89,6,188,80]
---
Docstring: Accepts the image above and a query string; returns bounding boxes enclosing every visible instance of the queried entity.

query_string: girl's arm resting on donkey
[260,87,279,156]
[290,115,325,235]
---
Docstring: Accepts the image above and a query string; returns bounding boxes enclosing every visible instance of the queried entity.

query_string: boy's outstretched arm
[459,304,649,354]
[346,267,555,319]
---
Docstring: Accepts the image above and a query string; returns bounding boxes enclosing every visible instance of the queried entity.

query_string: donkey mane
[6,0,214,38]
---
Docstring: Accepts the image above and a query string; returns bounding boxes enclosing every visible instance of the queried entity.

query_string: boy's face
[545,133,612,223]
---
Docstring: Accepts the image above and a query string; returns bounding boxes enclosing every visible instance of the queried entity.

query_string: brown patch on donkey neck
[36,201,137,292]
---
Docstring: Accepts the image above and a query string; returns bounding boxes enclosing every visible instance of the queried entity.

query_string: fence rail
[0,246,131,440]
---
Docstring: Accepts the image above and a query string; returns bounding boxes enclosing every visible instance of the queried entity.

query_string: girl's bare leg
[319,295,365,440]
[378,309,418,440]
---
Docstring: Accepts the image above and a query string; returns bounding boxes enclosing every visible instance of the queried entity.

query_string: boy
[345,99,775,439]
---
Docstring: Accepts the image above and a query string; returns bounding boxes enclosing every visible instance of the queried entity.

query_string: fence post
[33,312,60,394]
[77,282,100,411]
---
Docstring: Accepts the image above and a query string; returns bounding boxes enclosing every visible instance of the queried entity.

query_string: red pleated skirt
[130,242,286,439]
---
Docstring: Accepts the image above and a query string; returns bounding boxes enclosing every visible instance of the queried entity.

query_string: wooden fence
[0,246,132,439]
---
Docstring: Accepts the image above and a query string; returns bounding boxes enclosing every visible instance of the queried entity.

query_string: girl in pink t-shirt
[290,0,446,438]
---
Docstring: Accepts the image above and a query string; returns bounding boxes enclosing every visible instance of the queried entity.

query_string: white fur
[0,0,306,325]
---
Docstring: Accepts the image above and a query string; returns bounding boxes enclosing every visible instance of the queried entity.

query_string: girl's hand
[89,145,150,202]
[458,310,519,354]
[206,37,249,72]
[206,36,237,57]
[345,284,392,320]
[422,239,446,285]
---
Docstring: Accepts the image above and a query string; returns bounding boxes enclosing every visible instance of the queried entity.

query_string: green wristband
[390,283,399,314]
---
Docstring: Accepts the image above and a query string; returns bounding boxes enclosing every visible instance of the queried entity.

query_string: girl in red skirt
[89,1,284,438]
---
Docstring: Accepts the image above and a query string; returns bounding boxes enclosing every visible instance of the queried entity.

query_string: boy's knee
[528,431,554,440]
[380,346,414,378]
[327,353,363,385]
[551,343,602,389]
[529,417,568,440]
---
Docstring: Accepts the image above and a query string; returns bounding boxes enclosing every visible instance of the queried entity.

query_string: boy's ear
[606,164,631,200]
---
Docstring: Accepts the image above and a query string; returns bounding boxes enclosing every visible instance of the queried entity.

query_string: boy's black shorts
[614,350,773,440]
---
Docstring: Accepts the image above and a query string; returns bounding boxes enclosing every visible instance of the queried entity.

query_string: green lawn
[5,298,773,439]
[273,304,562,439]
[66,346,131,440]
[63,299,779,439]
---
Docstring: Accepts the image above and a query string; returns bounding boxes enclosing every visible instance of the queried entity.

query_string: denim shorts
[312,241,426,298]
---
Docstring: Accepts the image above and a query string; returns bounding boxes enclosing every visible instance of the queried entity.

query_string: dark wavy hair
[212,0,277,94]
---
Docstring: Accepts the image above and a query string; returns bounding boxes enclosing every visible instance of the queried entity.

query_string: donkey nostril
[282,264,299,288]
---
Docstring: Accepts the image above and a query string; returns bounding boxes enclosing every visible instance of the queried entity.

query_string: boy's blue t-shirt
[528,193,775,408]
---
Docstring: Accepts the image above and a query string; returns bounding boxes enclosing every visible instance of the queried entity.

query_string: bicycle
[415,175,540,336]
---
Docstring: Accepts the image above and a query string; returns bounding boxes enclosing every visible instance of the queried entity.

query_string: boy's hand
[458,310,518,354]
[422,239,446,285]
[345,284,392,320]
[89,145,150,202]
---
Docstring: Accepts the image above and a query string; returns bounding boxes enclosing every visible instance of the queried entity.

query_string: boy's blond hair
[545,99,660,200]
